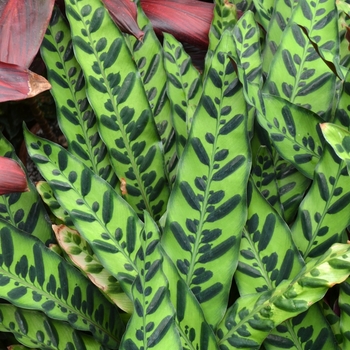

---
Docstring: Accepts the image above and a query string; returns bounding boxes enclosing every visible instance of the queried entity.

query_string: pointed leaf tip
[102,0,144,40]
[0,157,28,195]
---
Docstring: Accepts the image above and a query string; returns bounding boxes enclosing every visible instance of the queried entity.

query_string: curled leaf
[0,157,28,195]
[102,0,144,40]
[140,0,214,48]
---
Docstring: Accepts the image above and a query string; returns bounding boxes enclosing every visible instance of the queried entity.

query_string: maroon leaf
[0,157,28,195]
[140,0,214,48]
[0,0,55,67]
[0,62,51,102]
[102,0,144,40]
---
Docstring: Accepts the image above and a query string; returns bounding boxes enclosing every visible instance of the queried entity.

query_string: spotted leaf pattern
[162,32,250,327]
[41,6,116,186]
[127,6,177,184]
[236,179,304,295]
[0,219,124,348]
[163,33,203,158]
[264,0,339,120]
[53,224,133,314]
[0,134,53,245]
[217,243,350,349]
[25,128,143,298]
[339,278,350,347]
[291,146,350,260]
[257,93,324,179]
[160,245,219,350]
[65,0,169,220]
[0,304,107,349]
[321,122,350,174]
[120,212,181,350]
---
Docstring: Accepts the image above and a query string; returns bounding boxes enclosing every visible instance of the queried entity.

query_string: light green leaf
[162,32,250,327]
[66,0,169,220]
[0,304,107,349]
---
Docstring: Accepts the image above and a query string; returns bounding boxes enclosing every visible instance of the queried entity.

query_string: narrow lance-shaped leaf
[163,33,203,158]
[339,278,350,348]
[41,6,117,186]
[0,219,124,348]
[160,245,219,350]
[0,304,107,350]
[236,179,304,296]
[162,31,250,327]
[127,5,178,184]
[65,0,169,220]
[25,127,143,298]
[218,243,350,349]
[291,145,350,261]
[120,212,181,350]
[264,0,339,121]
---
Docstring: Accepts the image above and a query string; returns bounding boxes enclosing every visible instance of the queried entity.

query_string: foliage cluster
[1,0,350,349]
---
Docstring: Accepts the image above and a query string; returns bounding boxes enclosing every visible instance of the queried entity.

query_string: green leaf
[0,134,53,245]
[0,220,124,347]
[218,243,350,349]
[264,0,339,120]
[257,94,324,179]
[41,6,117,186]
[53,224,133,314]
[291,146,350,260]
[162,32,250,327]
[0,304,107,349]
[120,212,181,349]
[163,33,203,158]
[25,128,142,298]
[127,10,177,183]
[66,0,169,220]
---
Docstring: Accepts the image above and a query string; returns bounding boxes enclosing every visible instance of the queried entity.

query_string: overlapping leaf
[321,123,350,174]
[257,93,324,179]
[0,219,124,348]
[217,243,350,349]
[291,146,350,260]
[160,245,219,350]
[262,0,297,74]
[163,33,203,158]
[339,278,350,347]
[162,32,250,327]
[41,6,117,186]
[127,6,177,183]
[36,181,74,227]
[65,0,169,220]
[274,157,311,223]
[264,305,339,350]
[0,134,53,245]
[25,128,143,298]
[264,0,339,120]
[251,147,283,215]
[236,179,304,296]
[120,212,181,349]
[0,304,107,349]
[53,224,133,314]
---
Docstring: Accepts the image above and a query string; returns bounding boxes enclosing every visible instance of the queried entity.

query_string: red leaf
[102,0,144,40]
[0,62,51,102]
[140,0,214,48]
[0,157,28,195]
[0,0,55,67]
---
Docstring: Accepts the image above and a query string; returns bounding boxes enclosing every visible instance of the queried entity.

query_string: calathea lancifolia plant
[1,0,350,349]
